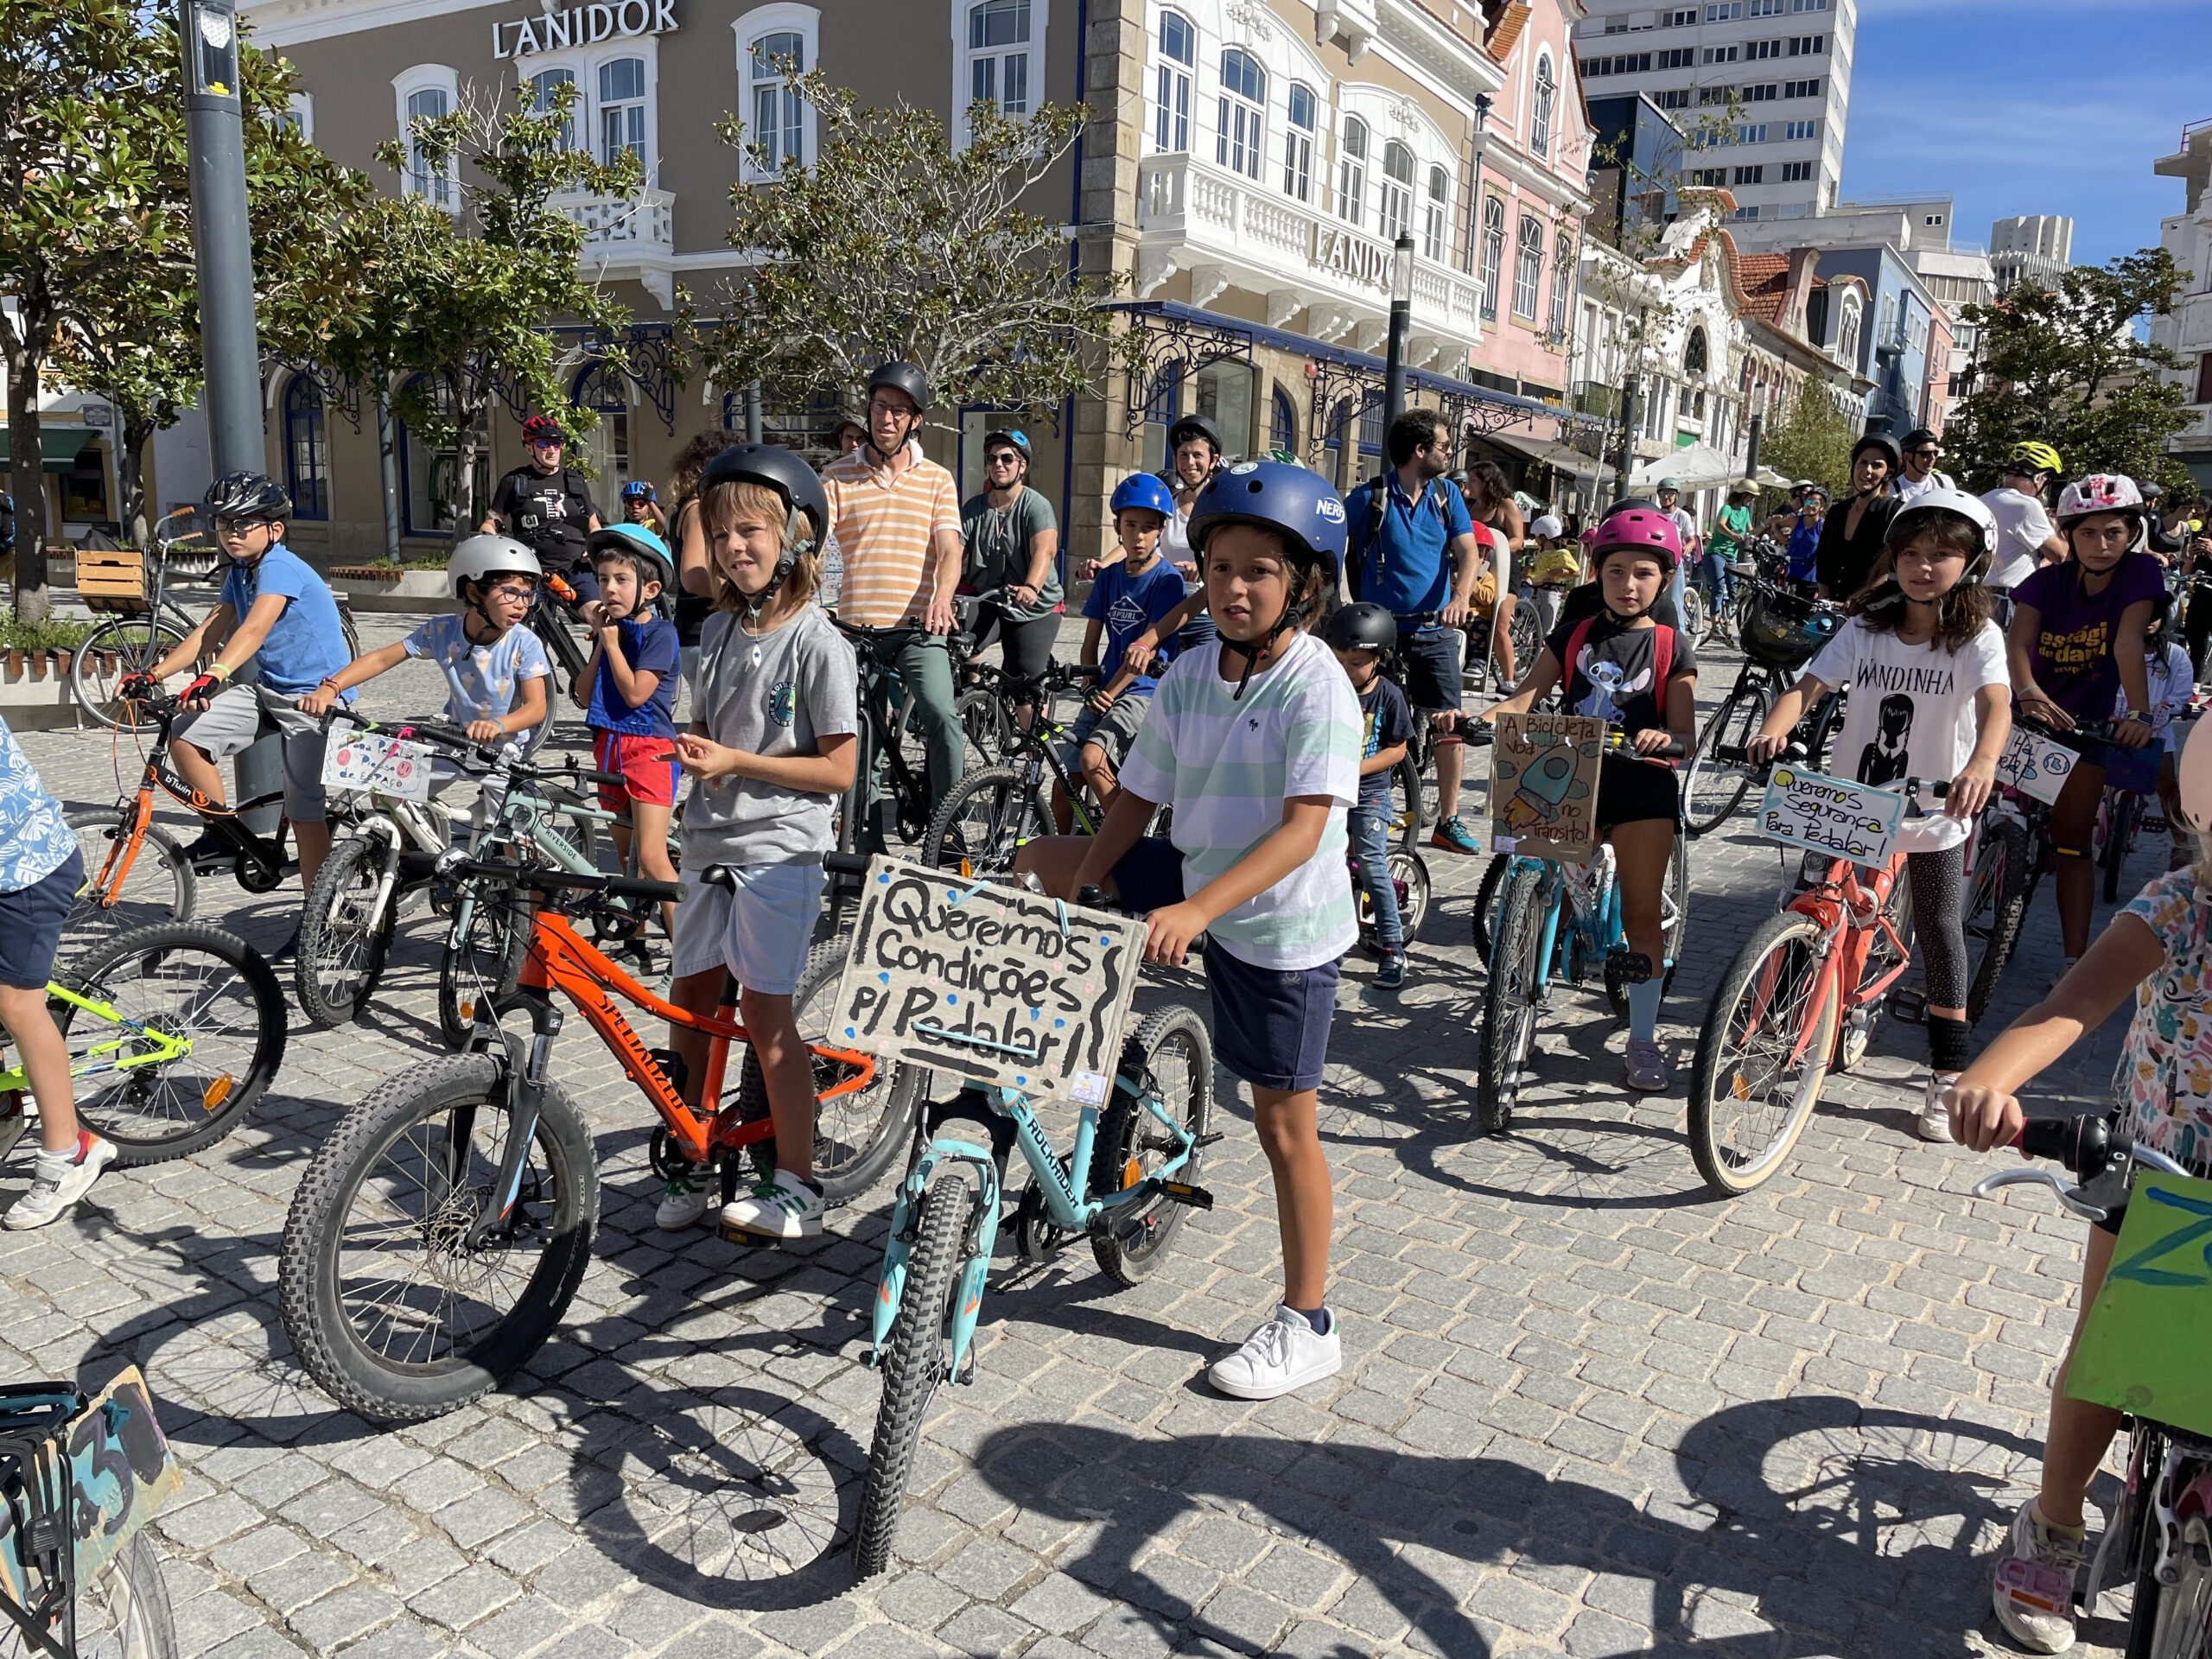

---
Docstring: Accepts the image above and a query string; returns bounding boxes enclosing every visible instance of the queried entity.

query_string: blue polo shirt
[1344,471,1475,616]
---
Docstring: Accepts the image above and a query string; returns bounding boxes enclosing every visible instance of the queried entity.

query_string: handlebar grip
[1076,884,1109,907]
[2012,1115,2110,1177]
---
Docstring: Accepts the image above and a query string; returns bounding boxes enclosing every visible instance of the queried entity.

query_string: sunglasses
[213,516,276,536]
[986,451,1021,466]
[527,438,563,450]
[1908,448,1940,459]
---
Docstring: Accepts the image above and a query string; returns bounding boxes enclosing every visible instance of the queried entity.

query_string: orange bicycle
[276,857,918,1421]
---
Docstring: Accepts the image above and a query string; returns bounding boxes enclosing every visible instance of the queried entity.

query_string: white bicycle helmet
[1885,486,1999,581]
[448,532,543,599]
[2180,715,2212,837]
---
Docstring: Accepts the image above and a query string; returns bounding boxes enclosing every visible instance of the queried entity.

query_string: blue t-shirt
[1344,473,1475,616]
[0,715,76,893]
[587,613,680,737]
[1355,673,1414,810]
[1786,518,1821,582]
[218,544,353,696]
[1084,556,1186,695]
[404,614,551,738]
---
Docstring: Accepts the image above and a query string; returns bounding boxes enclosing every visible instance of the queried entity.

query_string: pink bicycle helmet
[1591,506,1681,574]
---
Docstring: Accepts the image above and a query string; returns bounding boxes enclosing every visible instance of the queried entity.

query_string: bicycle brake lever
[1971,1166,2108,1223]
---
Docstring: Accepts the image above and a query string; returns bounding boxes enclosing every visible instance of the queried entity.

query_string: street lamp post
[1382,233,1415,433]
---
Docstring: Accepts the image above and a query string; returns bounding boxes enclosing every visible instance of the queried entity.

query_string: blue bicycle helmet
[1109,473,1176,518]
[1186,461,1349,697]
[588,522,674,594]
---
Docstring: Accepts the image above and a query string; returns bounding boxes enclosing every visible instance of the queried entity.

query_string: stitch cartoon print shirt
[2117,869,2212,1174]
[1543,613,1696,740]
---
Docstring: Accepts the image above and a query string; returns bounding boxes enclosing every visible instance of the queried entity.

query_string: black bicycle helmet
[982,429,1031,464]
[1325,601,1397,654]
[1850,432,1903,477]
[1166,413,1224,455]
[867,360,931,413]
[697,442,830,548]
[204,471,292,523]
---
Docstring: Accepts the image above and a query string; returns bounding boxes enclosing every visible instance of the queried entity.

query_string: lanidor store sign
[492,0,677,59]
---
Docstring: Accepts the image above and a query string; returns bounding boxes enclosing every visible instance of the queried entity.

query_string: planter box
[329,566,451,614]
[0,649,84,732]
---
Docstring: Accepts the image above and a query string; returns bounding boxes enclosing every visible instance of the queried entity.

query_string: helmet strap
[740,524,812,623]
[1217,570,1310,702]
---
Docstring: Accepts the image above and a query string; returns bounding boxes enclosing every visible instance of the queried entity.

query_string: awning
[1481,429,1610,480]
[1629,442,1745,490]
[0,428,99,472]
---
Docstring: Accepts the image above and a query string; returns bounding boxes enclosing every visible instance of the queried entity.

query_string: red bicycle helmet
[1590,506,1681,574]
[520,414,567,447]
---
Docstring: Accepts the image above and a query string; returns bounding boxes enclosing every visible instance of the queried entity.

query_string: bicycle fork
[868,1109,1005,1388]
[461,993,560,1249]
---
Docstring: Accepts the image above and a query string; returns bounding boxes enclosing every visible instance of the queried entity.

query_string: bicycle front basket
[1740,588,1839,669]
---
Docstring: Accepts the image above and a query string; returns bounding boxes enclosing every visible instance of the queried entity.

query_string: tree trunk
[5,315,54,624]
[122,419,154,550]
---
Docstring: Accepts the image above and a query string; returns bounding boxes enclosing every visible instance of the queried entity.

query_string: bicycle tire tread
[1688,909,1836,1198]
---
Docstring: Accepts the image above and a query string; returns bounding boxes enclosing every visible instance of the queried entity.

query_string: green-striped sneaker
[721,1169,825,1241]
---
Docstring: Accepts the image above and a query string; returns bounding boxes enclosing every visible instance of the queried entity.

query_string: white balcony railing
[551,187,677,306]
[1135,153,1484,348]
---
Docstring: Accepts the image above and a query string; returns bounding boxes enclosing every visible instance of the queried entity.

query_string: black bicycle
[918,661,1106,876]
[1681,577,1847,836]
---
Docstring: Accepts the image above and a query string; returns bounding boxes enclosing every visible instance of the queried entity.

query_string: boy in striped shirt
[1020,461,1361,1402]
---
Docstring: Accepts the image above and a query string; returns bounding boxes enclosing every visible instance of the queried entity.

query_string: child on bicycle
[2112,589,2195,873]
[2008,474,2164,981]
[660,447,855,1238]
[1016,460,1361,1402]
[0,718,113,1230]
[1326,602,1415,988]
[296,535,550,779]
[577,524,682,939]
[1522,512,1580,639]
[1746,489,2012,1141]
[621,479,668,539]
[1056,474,1187,830]
[1948,715,2212,1656]
[1481,507,1696,1093]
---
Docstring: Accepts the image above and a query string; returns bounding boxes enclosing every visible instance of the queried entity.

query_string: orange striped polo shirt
[821,448,961,627]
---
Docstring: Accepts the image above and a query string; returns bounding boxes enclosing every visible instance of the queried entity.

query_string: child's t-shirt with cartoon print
[1543,613,1695,740]
[1803,614,2007,851]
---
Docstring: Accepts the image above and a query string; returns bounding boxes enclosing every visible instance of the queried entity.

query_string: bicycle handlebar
[1604,731,1687,760]
[442,855,683,905]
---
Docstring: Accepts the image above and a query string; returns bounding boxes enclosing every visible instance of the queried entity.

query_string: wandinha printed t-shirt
[1803,614,2007,851]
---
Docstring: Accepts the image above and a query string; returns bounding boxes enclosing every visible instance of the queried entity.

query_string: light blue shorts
[670,857,825,996]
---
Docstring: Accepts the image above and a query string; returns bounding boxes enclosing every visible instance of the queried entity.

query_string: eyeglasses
[868,397,913,419]
[486,581,537,601]
[1908,447,1940,460]
[213,516,276,536]
[526,438,562,451]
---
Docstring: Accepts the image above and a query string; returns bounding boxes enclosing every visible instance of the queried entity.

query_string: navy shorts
[1400,626,1464,715]
[1208,947,1341,1093]
[1109,836,1187,912]
[0,851,84,989]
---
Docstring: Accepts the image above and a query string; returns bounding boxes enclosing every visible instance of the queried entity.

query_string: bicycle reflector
[202,1073,235,1113]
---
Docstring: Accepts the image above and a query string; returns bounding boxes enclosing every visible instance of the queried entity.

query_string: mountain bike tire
[1683,689,1768,836]
[851,1172,975,1580]
[1965,816,2032,1027]
[296,834,397,1028]
[1091,1004,1213,1287]
[1687,910,1838,1198]
[920,765,1052,878]
[63,804,195,945]
[1476,866,1549,1135]
[278,1054,599,1422]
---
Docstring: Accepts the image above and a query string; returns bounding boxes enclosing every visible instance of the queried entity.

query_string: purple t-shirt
[2014,551,2168,719]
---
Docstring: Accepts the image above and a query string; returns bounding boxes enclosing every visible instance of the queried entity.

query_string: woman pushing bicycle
[1948,715,2212,1655]
[1746,489,2012,1142]
[1481,507,1696,1093]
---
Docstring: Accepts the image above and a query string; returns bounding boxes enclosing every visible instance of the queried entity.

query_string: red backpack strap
[1652,623,1675,691]
[1562,615,1595,695]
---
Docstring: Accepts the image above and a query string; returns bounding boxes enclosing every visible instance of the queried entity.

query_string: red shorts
[593,729,679,811]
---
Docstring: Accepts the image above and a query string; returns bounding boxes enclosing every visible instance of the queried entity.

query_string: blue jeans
[1700,551,1735,613]
[1349,804,1401,950]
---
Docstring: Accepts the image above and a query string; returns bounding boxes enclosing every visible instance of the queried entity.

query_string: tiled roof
[1734,252,1793,324]
[1484,1,1532,62]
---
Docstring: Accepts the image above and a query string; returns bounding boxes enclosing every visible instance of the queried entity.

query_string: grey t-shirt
[683,604,858,867]
[960,486,1062,621]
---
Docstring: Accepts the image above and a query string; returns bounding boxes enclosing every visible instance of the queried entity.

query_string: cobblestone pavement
[0,605,2164,1658]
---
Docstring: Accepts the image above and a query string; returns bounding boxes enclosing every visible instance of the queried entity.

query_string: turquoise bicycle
[1476,733,1690,1133]
[851,951,1214,1578]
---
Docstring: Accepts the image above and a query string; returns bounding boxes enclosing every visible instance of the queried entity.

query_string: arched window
[1530,55,1556,159]
[571,361,630,488]
[1269,384,1297,455]
[403,86,449,204]
[1282,83,1316,202]
[1512,213,1544,320]
[1422,164,1449,262]
[1684,325,1709,377]
[1336,117,1368,227]
[1378,141,1414,244]
[1549,232,1573,337]
[1155,11,1193,151]
[529,67,575,150]
[1478,195,1504,322]
[1217,49,1264,180]
[283,378,328,521]
[749,29,806,172]
[967,0,1032,114]
[598,57,646,168]
[1838,294,1863,364]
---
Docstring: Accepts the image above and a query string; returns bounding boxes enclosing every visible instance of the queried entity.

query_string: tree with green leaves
[1946,249,2195,493]
[1758,378,1859,498]
[704,71,1126,425]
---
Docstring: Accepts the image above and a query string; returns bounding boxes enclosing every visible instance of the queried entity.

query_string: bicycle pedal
[1889,987,1928,1025]
[715,1220,791,1249]
[1158,1181,1213,1211]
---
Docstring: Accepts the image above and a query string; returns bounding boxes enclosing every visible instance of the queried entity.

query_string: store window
[965,0,1033,116]
[1336,117,1368,227]
[1422,164,1449,262]
[571,361,631,489]
[1512,213,1544,320]
[598,57,646,168]
[1282,83,1316,202]
[1155,10,1192,152]
[1530,54,1555,158]
[530,67,576,149]
[1378,141,1414,244]
[284,378,329,521]
[1217,48,1264,180]
[1478,196,1504,322]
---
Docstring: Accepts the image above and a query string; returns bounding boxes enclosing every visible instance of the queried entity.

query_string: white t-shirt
[1896,470,1955,507]
[1117,629,1360,969]
[1804,615,2009,851]
[1981,487,2056,592]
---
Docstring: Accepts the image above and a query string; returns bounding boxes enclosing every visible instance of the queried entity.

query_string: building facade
[1989,213,2073,296]
[1571,0,1853,225]
[2152,119,2212,491]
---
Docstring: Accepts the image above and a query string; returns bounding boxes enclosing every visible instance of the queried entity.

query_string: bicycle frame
[871,1071,1200,1387]
[0,981,190,1094]
[1504,846,1625,999]
[79,713,294,911]
[1766,854,1913,1067]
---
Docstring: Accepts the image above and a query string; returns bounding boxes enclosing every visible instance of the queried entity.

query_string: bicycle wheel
[852,1171,975,1579]
[1965,816,2032,1027]
[1389,849,1433,945]
[733,938,921,1205]
[64,804,195,943]
[278,1054,600,1421]
[1091,1004,1213,1287]
[1506,602,1540,689]
[436,881,531,1052]
[920,765,1051,877]
[2120,1433,2212,1659]
[71,616,189,734]
[1686,911,1839,1198]
[0,1530,181,1659]
[1681,584,1709,647]
[957,687,1008,761]
[296,834,397,1028]
[2101,791,2138,906]
[1476,866,1549,1135]
[1470,852,1512,967]
[1605,828,1691,1020]
[1683,689,1768,836]
[57,923,287,1166]
[1389,751,1427,853]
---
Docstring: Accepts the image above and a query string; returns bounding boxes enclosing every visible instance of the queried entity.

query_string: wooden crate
[75,547,147,613]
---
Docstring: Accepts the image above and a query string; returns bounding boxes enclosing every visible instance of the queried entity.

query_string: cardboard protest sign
[829,857,1148,1108]
[1754,766,1904,866]
[2066,1173,2212,1439]
[1489,712,1605,862]
[1994,727,2077,806]
[322,731,433,802]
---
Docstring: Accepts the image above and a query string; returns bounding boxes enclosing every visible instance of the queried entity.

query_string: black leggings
[1905,842,1967,1009]
[973,607,1058,683]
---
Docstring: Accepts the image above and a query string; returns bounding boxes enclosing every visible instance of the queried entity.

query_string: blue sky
[1839,0,2207,268]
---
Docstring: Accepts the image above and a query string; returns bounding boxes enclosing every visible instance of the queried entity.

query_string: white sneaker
[654,1173,712,1231]
[5,1133,117,1230]
[1991,1498,2086,1655]
[1206,1306,1342,1401]
[1917,1073,1959,1143]
[721,1168,824,1240]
